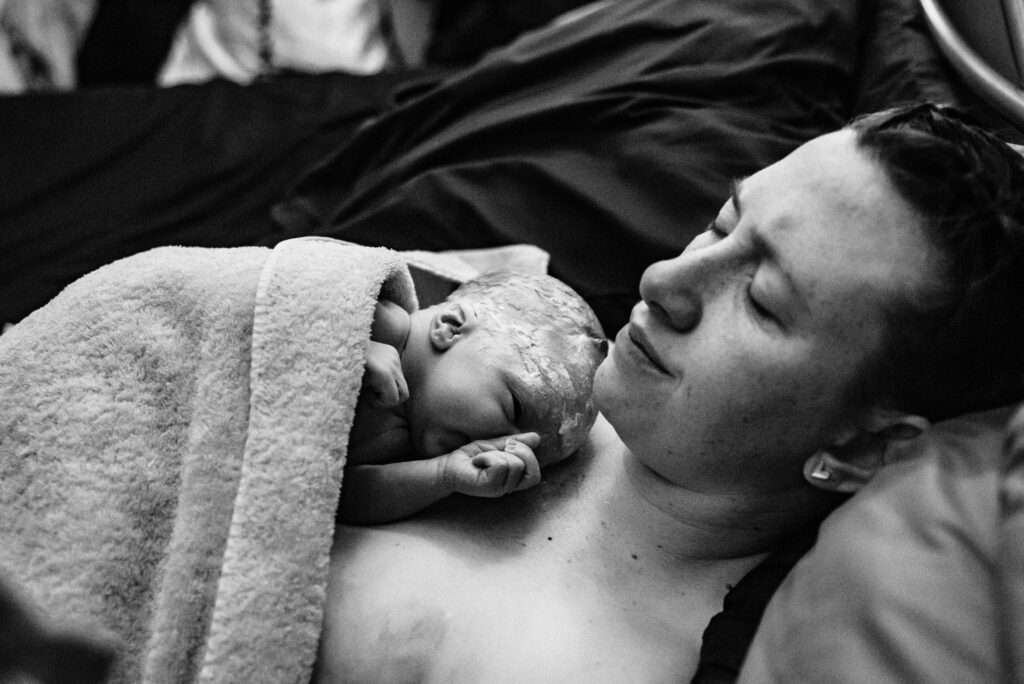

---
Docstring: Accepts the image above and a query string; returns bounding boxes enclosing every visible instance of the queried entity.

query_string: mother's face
[594,130,936,494]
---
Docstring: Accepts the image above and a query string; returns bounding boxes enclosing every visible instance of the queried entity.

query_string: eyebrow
[731,177,811,318]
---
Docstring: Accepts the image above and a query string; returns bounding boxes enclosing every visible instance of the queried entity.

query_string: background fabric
[273,0,866,332]
[850,0,959,116]
[737,408,1014,684]
[158,0,392,85]
[0,70,415,326]
[2,0,966,335]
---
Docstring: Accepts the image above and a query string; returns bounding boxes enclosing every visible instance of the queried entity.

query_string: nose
[638,249,721,332]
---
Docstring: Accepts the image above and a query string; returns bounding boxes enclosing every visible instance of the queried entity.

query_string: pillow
[0,0,97,91]
[737,406,1016,683]
[158,0,393,85]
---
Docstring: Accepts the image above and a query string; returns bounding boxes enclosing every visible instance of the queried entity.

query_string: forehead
[474,327,594,462]
[482,330,588,410]
[739,130,936,324]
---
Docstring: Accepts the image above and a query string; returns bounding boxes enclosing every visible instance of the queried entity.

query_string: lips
[624,323,671,375]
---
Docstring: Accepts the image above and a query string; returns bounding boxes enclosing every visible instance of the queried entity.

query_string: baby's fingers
[460,432,541,457]
[464,452,522,496]
[469,440,540,492]
[503,438,540,491]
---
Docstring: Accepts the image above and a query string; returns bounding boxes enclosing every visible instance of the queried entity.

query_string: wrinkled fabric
[273,0,863,330]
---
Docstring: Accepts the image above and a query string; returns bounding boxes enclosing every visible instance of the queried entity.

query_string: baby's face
[404,331,566,463]
[405,331,526,458]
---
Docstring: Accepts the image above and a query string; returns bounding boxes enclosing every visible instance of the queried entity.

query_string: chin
[593,358,615,399]
[593,360,634,424]
[592,367,614,416]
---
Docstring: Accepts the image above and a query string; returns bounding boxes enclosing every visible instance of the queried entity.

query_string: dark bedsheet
[274,0,862,331]
[0,71,413,325]
[1,0,865,331]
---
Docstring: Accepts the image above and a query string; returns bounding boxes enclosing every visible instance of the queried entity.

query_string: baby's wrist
[436,454,457,495]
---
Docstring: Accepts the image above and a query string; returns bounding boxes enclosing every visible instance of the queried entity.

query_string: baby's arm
[338,433,542,525]
[362,300,410,407]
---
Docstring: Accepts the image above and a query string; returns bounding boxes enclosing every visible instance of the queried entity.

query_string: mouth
[624,323,672,376]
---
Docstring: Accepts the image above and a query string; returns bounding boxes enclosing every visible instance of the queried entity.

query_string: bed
[1,0,980,333]
[1,0,1022,681]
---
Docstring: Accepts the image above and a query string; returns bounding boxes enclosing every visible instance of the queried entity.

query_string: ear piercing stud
[809,455,831,481]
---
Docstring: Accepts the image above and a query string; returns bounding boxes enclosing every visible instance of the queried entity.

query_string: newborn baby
[339,271,607,524]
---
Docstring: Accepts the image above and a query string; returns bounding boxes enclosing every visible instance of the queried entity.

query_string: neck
[583,423,830,563]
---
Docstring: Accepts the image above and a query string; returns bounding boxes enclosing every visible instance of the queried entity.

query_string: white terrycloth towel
[0,237,416,683]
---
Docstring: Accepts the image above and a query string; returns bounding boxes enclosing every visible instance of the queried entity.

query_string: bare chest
[316,525,720,684]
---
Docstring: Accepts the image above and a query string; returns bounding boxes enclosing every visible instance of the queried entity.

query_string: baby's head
[411,270,607,465]
[453,271,608,463]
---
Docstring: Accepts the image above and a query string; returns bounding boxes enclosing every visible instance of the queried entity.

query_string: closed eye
[704,220,728,239]
[746,284,779,325]
[511,391,524,424]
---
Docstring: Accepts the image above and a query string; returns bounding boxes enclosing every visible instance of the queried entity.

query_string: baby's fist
[362,341,409,408]
[443,437,541,497]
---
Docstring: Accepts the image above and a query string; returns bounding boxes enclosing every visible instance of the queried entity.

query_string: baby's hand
[362,341,409,408]
[441,433,542,497]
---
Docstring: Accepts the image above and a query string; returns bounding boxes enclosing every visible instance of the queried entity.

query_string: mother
[313,104,1024,683]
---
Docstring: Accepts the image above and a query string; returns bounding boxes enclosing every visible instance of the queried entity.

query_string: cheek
[406,375,461,434]
[710,359,859,460]
[668,352,811,450]
[594,362,682,450]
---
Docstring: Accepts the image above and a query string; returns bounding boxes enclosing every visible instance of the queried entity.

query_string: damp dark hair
[850,102,1024,421]
[448,270,607,461]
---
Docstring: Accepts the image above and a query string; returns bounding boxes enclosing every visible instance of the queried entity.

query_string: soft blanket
[0,237,416,683]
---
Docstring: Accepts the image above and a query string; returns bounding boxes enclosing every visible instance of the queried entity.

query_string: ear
[428,302,478,351]
[803,411,930,494]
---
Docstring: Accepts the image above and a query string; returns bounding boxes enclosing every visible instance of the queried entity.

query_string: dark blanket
[0,70,416,325]
[1,0,958,334]
[1,0,861,331]
[272,0,864,330]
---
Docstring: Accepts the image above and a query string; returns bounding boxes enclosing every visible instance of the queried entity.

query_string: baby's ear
[428,302,478,350]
